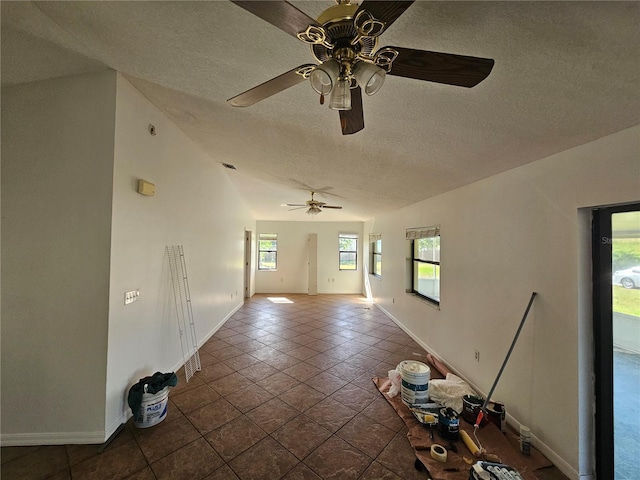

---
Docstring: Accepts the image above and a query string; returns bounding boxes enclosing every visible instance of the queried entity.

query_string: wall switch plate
[125,289,140,305]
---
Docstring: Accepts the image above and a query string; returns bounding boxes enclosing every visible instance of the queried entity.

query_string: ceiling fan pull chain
[320,93,325,105]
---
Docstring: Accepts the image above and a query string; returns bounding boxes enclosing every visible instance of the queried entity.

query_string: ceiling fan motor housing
[311,3,378,64]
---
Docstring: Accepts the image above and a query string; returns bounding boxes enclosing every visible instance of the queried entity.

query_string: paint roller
[474,292,538,449]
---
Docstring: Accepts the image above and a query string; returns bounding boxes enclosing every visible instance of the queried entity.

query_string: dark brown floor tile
[375,433,425,480]
[336,413,396,458]
[199,362,236,383]
[278,383,326,412]
[330,383,377,412]
[303,436,371,480]
[288,346,320,361]
[150,438,223,480]
[132,414,200,463]
[224,333,252,346]
[225,384,274,413]
[344,353,380,370]
[171,371,206,396]
[282,463,322,480]
[66,426,136,466]
[205,415,267,461]
[271,415,332,460]
[248,346,280,362]
[124,466,156,480]
[237,362,279,382]
[186,398,242,435]
[70,439,147,480]
[303,353,342,371]
[304,371,348,396]
[228,437,299,480]
[201,338,230,354]
[255,371,301,396]
[290,334,317,345]
[171,384,221,414]
[208,371,254,397]
[1,445,68,480]
[325,361,366,382]
[213,345,245,361]
[203,464,240,480]
[361,397,406,432]
[350,372,379,394]
[282,363,323,382]
[224,352,261,370]
[245,397,300,434]
[1,446,42,464]
[359,462,404,480]
[199,352,220,368]
[234,339,269,353]
[305,397,358,433]
[262,353,301,370]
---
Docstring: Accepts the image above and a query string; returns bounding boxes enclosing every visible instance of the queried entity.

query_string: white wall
[255,221,363,295]
[365,126,640,479]
[106,75,255,436]
[1,71,256,445]
[1,71,117,444]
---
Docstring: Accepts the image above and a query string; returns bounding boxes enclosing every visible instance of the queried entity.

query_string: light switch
[124,289,140,305]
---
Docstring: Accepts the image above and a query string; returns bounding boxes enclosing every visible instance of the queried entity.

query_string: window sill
[406,292,440,310]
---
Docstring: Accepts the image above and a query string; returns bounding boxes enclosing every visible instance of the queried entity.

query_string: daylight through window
[339,233,358,270]
[258,233,277,270]
[370,234,382,276]
[408,226,440,304]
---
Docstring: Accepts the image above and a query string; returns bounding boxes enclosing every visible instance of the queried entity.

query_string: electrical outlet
[474,350,480,362]
[124,289,140,305]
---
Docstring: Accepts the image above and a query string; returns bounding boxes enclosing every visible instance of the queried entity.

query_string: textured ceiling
[3,1,639,221]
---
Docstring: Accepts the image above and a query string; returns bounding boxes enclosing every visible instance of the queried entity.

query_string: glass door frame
[592,202,640,479]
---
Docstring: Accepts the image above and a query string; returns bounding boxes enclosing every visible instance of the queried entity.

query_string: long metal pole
[480,292,538,416]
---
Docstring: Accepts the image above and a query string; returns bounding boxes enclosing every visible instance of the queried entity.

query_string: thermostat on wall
[137,179,155,196]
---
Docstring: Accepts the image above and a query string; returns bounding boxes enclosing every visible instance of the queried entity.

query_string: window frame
[410,229,440,306]
[257,233,278,271]
[339,233,358,271]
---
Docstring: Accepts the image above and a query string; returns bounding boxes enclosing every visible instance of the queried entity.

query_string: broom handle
[481,292,537,413]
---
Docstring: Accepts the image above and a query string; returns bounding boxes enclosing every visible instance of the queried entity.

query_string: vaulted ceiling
[3,1,639,221]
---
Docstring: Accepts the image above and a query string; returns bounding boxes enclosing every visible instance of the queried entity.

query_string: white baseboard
[374,303,582,480]
[1,431,105,447]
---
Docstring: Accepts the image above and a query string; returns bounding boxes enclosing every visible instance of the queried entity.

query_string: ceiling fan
[227,0,494,135]
[284,192,343,216]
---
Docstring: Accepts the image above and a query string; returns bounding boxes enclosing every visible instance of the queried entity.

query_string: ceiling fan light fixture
[310,59,340,95]
[329,77,351,110]
[352,62,386,95]
[307,205,322,216]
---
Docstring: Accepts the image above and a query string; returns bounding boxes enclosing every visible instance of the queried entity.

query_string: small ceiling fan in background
[284,192,343,216]
[228,0,495,135]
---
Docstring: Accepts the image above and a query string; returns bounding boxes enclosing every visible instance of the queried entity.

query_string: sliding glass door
[592,203,640,479]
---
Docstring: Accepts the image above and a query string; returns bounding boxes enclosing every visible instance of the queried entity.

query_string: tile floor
[2,294,567,480]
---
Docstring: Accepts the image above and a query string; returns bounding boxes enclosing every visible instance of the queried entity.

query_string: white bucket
[134,386,170,428]
[399,360,431,406]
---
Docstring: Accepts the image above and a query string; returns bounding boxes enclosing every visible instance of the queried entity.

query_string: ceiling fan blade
[284,203,307,207]
[356,1,415,32]
[230,1,319,39]
[320,205,343,209]
[228,64,316,107]
[339,86,364,135]
[385,47,494,87]
[288,206,307,211]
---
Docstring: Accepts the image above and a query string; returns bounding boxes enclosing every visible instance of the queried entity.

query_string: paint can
[437,407,459,441]
[399,360,431,406]
[461,395,484,424]
[487,401,506,432]
[133,386,170,428]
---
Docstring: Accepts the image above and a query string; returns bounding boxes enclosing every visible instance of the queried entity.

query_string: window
[339,233,358,270]
[258,233,277,270]
[370,234,382,276]
[408,226,440,304]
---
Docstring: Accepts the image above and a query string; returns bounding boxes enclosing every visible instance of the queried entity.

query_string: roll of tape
[430,443,447,463]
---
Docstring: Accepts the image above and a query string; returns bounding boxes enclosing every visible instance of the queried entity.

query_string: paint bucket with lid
[399,360,431,406]
[462,395,484,424]
[437,407,459,441]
